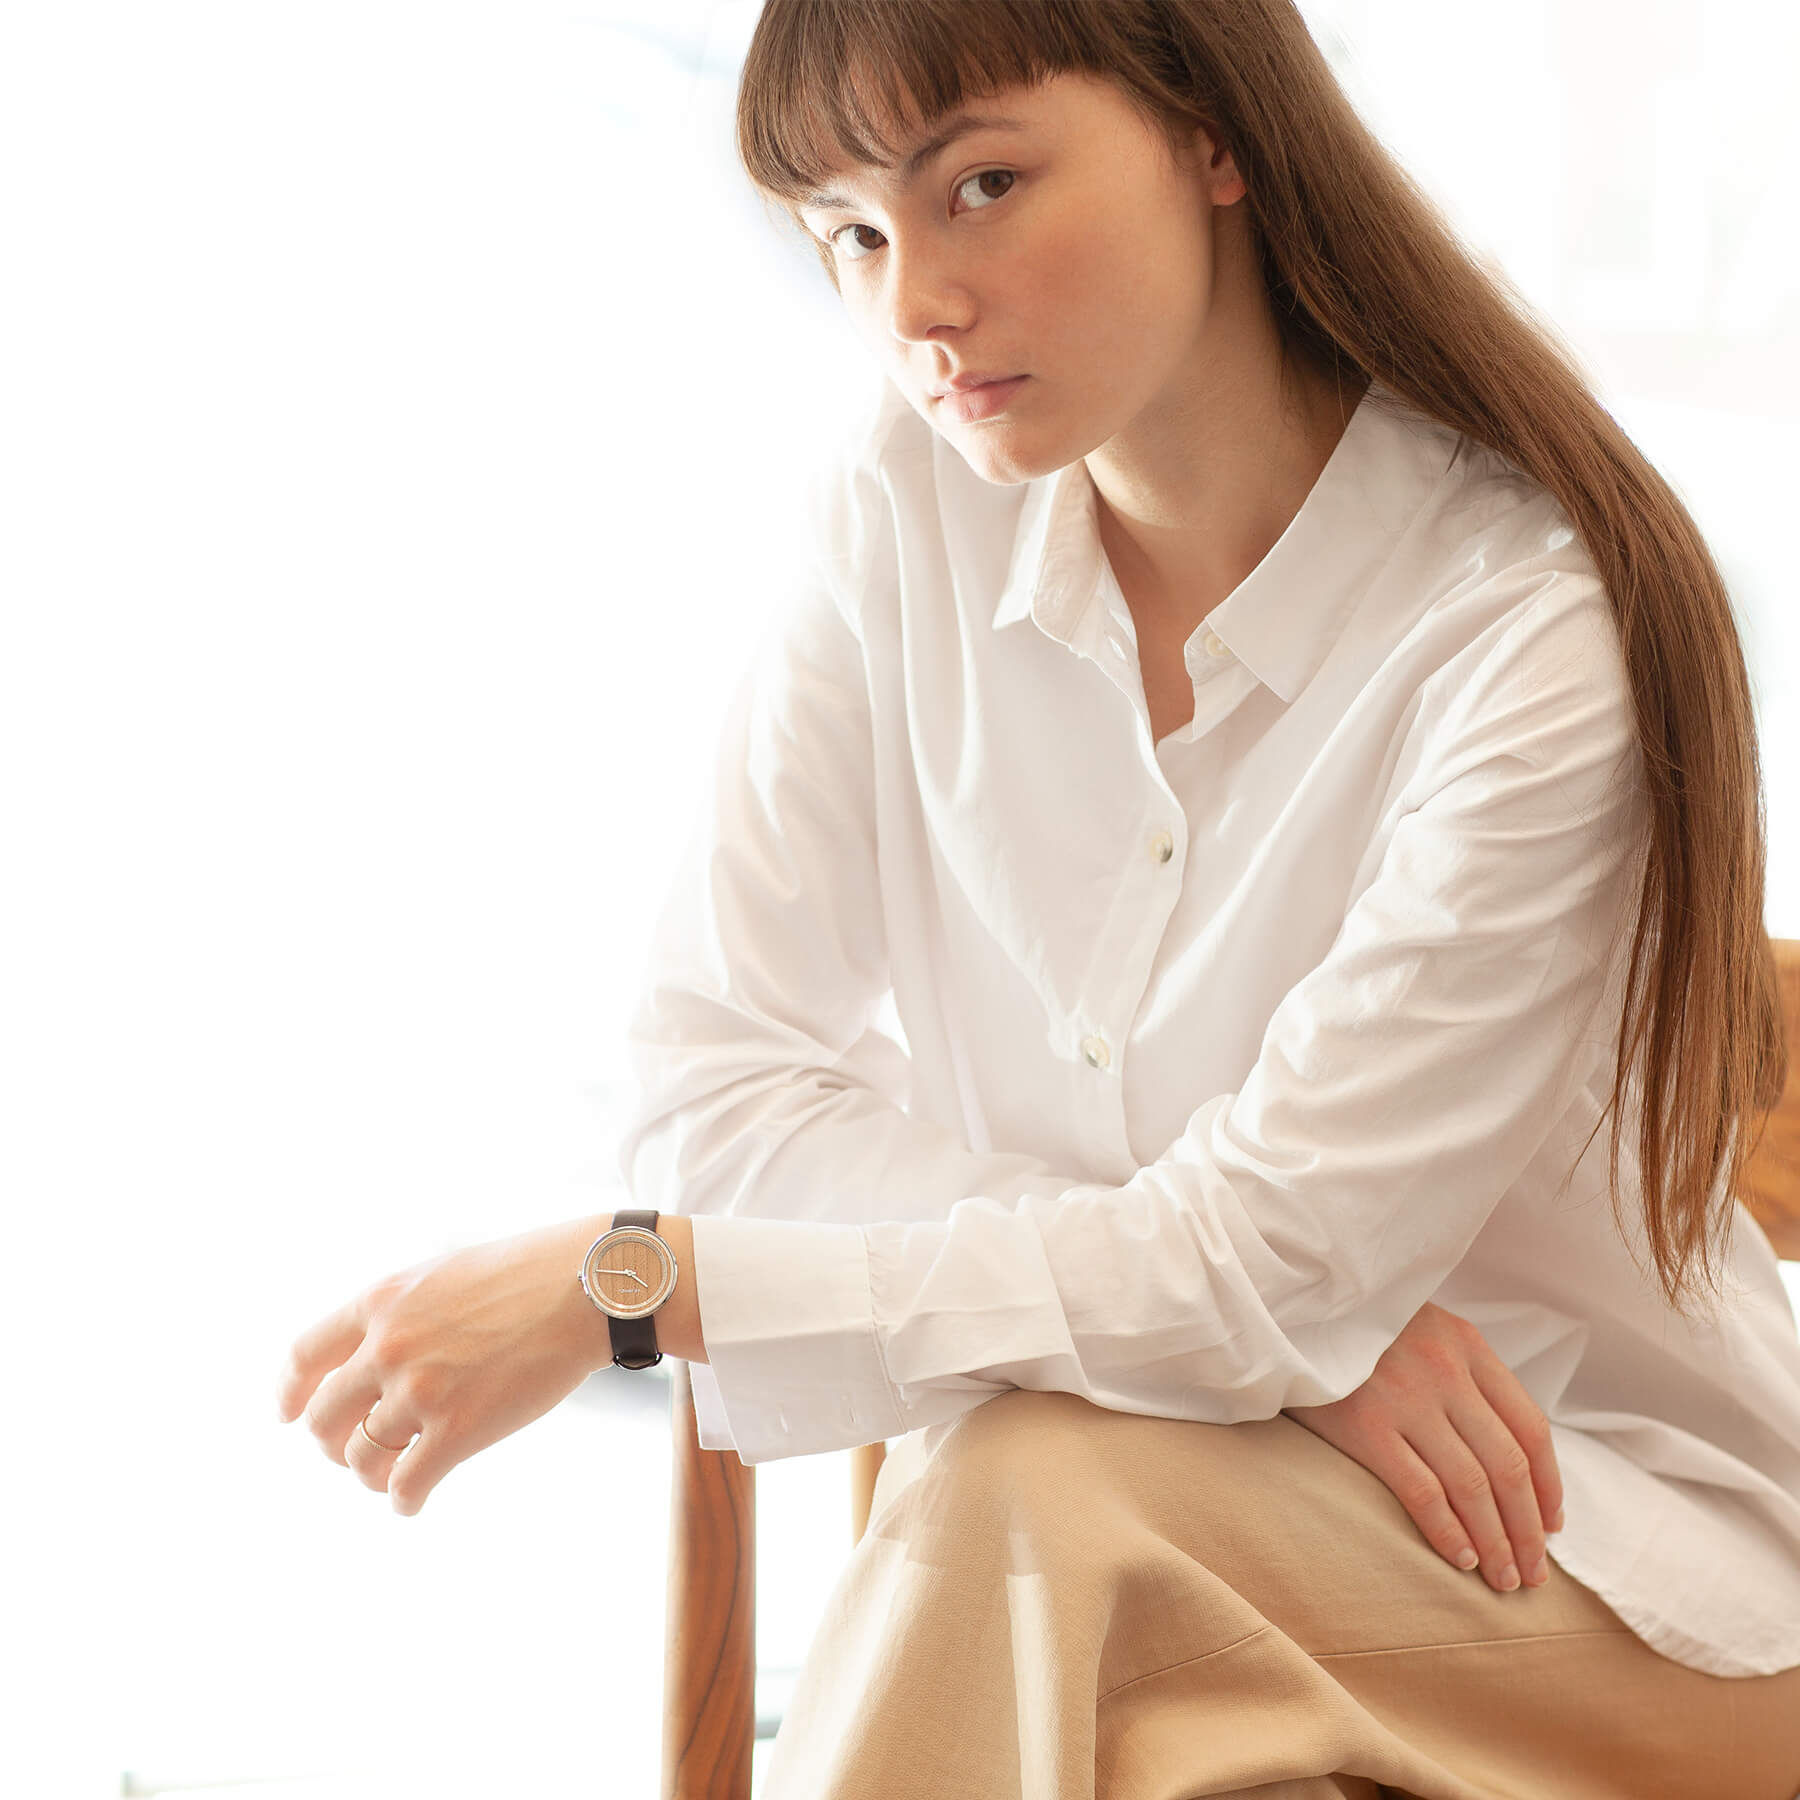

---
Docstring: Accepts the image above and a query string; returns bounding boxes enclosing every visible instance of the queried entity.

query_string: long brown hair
[733,0,1786,1325]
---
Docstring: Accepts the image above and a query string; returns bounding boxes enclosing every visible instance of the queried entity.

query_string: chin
[945,430,1070,488]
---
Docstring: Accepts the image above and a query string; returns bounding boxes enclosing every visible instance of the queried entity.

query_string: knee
[913,1392,1314,1550]
[916,1387,1121,1524]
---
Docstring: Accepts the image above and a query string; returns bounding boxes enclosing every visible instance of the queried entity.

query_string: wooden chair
[658,938,1800,1799]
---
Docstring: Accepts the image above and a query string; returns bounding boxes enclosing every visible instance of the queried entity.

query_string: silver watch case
[579,1224,678,1320]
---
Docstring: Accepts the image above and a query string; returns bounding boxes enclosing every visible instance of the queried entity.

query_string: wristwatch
[578,1209,678,1370]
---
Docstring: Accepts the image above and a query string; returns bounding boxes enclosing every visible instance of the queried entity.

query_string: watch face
[581,1226,677,1320]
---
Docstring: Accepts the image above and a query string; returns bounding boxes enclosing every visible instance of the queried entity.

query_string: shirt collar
[990,379,1461,704]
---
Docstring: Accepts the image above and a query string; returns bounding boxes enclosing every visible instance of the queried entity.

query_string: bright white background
[2,2,1794,1796]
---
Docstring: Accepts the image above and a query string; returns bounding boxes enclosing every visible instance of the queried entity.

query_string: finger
[1365,1432,1486,1575]
[1467,1353,1564,1541]
[1445,1389,1549,1589]
[276,1293,373,1423]
[1397,1414,1520,1592]
[385,1424,457,1518]
[301,1359,384,1469]
[343,1404,424,1493]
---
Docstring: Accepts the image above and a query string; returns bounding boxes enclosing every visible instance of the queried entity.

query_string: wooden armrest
[1743,938,1800,1260]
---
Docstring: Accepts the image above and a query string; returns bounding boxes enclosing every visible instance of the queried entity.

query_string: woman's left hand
[1281,1299,1565,1593]
[275,1214,615,1516]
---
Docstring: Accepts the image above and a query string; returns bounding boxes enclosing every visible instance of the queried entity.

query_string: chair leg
[850,1438,887,1543]
[663,1361,757,1800]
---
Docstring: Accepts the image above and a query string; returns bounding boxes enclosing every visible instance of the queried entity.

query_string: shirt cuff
[686,1212,908,1463]
[687,1359,735,1454]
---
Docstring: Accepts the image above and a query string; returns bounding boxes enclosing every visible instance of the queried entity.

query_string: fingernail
[1550,1507,1565,1533]
[1499,1563,1520,1590]
[1454,1546,1479,1570]
[1529,1554,1549,1585]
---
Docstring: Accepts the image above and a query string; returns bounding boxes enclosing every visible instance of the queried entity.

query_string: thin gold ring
[358,1414,412,1454]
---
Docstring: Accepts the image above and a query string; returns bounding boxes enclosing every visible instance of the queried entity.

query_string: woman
[277,2,1800,1795]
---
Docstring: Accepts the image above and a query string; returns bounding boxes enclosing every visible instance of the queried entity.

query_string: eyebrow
[801,111,1029,212]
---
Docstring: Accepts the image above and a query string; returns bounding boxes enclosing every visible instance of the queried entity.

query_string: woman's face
[795,69,1246,485]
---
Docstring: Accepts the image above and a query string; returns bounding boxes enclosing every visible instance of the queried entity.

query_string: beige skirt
[756,1388,1800,1800]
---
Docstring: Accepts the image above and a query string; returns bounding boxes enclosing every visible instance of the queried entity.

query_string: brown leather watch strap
[608,1208,664,1370]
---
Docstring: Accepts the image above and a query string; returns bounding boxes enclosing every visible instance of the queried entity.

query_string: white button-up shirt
[615,374,1800,1678]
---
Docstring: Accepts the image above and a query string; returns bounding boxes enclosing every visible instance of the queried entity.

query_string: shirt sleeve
[612,457,1080,1457]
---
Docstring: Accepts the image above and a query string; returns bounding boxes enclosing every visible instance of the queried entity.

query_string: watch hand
[596,1269,649,1290]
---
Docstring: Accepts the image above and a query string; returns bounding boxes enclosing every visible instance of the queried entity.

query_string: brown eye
[828,169,1016,264]
[956,169,1015,210]
[829,222,886,262]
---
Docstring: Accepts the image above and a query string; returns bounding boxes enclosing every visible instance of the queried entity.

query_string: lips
[934,375,1028,424]
[931,372,1020,397]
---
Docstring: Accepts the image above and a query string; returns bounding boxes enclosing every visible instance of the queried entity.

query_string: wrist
[650,1212,706,1365]
[572,1210,707,1369]
[566,1211,618,1374]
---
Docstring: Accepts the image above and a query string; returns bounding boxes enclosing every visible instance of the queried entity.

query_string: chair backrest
[1746,937,1800,1259]
[659,936,1800,1800]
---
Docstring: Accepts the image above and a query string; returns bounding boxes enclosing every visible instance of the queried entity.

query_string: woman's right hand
[1281,1300,1565,1593]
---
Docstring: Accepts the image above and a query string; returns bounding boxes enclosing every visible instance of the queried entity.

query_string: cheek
[1027,218,1117,317]
[1043,229,1177,364]
[1041,207,1195,339]
[843,302,894,366]
[1110,240,1211,375]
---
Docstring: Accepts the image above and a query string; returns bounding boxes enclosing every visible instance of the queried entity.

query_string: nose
[883,236,976,356]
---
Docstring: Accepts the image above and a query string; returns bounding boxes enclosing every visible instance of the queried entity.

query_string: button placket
[1084,819,1177,1087]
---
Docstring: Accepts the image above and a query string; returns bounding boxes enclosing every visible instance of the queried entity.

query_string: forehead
[783,52,1086,207]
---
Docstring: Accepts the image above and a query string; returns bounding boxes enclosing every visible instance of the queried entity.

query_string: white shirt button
[1149,830,1174,864]
[1203,631,1229,658]
[1081,1033,1111,1070]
